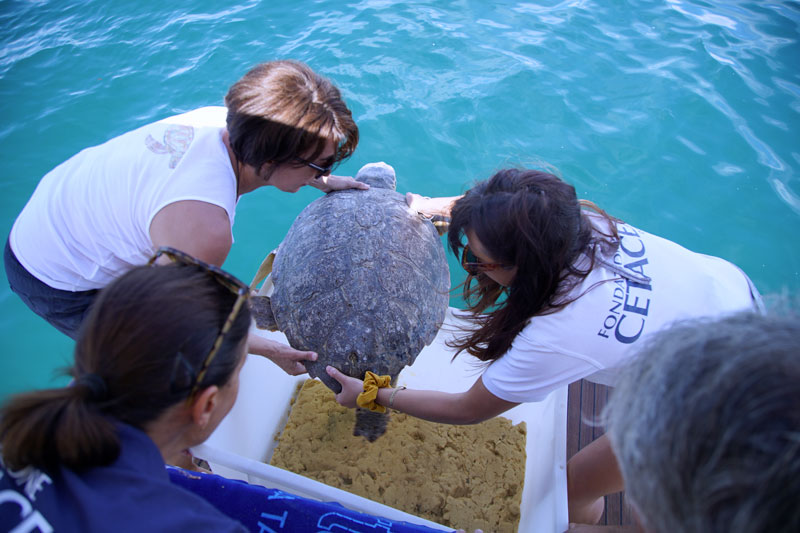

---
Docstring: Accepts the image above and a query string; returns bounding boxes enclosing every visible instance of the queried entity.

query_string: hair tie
[76,373,108,403]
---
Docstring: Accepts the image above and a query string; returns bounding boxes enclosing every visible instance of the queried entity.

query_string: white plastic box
[197,308,569,532]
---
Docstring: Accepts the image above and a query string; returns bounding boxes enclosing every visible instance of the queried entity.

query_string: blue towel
[168,467,453,533]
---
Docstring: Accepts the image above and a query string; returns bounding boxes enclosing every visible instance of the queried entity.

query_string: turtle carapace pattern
[253,162,450,441]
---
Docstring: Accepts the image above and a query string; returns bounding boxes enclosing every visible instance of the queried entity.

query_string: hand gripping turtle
[251,162,450,441]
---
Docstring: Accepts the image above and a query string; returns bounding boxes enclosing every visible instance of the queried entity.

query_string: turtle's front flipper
[250,249,280,330]
[305,360,343,394]
[251,296,279,331]
[430,214,450,237]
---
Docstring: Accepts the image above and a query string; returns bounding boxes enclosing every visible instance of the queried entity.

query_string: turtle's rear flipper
[353,409,389,442]
[250,296,279,331]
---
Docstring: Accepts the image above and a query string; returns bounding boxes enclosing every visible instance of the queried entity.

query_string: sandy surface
[270,379,526,532]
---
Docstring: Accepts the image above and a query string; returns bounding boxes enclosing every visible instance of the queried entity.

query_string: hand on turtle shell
[311,174,370,193]
[405,192,461,218]
[248,335,317,376]
[325,366,365,409]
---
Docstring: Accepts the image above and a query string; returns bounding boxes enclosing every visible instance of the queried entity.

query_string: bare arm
[325,366,519,425]
[248,333,317,376]
[149,200,232,266]
[405,193,463,219]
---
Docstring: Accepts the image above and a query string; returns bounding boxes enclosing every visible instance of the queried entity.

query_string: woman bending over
[327,168,762,524]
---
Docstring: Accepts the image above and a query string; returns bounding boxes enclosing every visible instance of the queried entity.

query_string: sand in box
[270,379,526,532]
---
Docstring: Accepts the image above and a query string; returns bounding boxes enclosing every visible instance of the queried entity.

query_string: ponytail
[1,263,251,473]
[0,381,118,472]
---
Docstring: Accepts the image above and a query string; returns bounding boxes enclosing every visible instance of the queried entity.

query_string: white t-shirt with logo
[481,217,757,403]
[10,107,236,291]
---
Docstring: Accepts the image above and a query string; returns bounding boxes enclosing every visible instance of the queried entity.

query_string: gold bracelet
[389,386,406,409]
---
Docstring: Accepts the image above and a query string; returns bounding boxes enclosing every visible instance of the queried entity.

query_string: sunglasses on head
[460,244,513,276]
[294,156,334,179]
[148,246,250,399]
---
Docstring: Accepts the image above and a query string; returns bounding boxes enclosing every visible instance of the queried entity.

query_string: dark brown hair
[447,168,619,362]
[0,264,251,473]
[224,60,359,179]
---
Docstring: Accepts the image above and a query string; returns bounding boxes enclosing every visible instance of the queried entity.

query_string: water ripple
[0,0,798,368]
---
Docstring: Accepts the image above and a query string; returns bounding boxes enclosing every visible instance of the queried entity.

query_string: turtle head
[355,162,396,190]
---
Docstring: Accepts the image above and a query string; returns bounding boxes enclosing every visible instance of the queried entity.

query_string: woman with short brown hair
[6,59,363,375]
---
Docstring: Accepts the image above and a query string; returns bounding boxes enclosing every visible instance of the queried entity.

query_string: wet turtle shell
[255,162,450,440]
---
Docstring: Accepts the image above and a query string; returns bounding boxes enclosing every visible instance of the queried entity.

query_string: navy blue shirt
[0,422,247,533]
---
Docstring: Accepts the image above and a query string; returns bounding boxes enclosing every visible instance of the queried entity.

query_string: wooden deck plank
[566,377,584,459]
[566,379,634,527]
[578,381,597,449]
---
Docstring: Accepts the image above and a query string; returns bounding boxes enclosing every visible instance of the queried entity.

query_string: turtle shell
[270,162,450,393]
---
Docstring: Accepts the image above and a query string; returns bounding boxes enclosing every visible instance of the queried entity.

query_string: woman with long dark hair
[327,168,762,524]
[0,248,251,532]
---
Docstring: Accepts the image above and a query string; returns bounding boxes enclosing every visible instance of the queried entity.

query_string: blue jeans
[4,238,99,340]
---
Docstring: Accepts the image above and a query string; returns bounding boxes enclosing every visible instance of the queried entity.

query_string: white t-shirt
[481,217,757,403]
[10,107,237,291]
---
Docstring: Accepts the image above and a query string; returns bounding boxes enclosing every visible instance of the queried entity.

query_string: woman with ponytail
[0,248,250,532]
[326,168,764,525]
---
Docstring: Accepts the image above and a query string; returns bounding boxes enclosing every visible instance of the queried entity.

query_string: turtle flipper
[250,296,278,331]
[250,249,280,330]
[304,360,343,394]
[430,214,450,236]
[353,409,389,442]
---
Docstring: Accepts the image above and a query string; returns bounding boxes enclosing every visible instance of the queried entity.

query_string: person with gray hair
[602,312,800,532]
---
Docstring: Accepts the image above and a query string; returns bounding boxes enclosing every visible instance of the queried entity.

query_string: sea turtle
[251,162,450,441]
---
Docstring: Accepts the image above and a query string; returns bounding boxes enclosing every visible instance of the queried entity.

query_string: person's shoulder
[160,106,227,128]
[86,463,246,532]
[149,483,248,533]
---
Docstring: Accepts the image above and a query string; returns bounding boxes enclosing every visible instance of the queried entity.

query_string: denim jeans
[4,238,98,340]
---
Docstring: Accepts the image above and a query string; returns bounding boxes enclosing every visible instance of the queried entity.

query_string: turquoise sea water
[1,0,798,399]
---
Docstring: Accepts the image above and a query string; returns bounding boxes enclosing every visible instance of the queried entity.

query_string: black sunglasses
[295,156,334,179]
[460,244,513,276]
[148,247,250,399]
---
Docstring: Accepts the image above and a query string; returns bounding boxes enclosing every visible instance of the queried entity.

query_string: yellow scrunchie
[356,371,392,413]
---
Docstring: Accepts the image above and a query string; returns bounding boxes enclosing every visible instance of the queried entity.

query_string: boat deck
[566,379,635,528]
